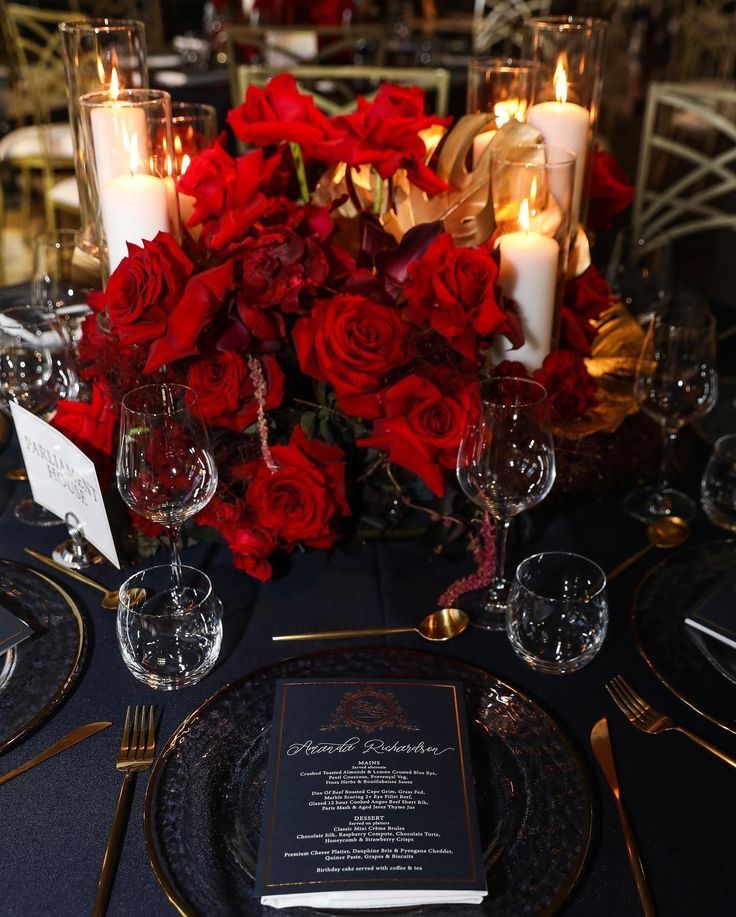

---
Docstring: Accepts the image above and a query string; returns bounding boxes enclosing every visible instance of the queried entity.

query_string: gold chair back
[233,63,451,117]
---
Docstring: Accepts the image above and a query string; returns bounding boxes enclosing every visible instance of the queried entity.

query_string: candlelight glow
[96,56,106,85]
[174,135,183,155]
[110,66,120,101]
[554,55,568,105]
[529,177,538,214]
[128,131,141,174]
[181,153,191,175]
[519,198,530,232]
[493,98,525,127]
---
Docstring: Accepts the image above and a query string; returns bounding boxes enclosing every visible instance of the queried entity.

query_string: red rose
[145,259,235,372]
[100,233,193,344]
[292,294,412,417]
[178,145,281,251]
[52,380,117,461]
[588,148,635,231]
[491,360,529,378]
[247,427,350,548]
[227,74,341,156]
[560,265,615,355]
[317,84,449,195]
[358,374,473,496]
[227,525,277,581]
[235,226,329,316]
[186,352,284,431]
[405,234,512,360]
[533,351,598,423]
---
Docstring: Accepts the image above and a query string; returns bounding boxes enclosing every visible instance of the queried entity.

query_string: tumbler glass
[507,551,608,673]
[117,564,223,690]
[701,434,736,532]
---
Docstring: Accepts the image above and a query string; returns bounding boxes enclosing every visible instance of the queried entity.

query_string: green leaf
[300,412,317,439]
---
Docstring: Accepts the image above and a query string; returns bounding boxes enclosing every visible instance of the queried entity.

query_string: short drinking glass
[117,564,223,690]
[701,434,736,532]
[507,552,608,674]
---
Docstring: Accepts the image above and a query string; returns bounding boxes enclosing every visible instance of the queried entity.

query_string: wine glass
[701,434,736,532]
[117,383,218,582]
[625,308,718,523]
[457,377,556,630]
[0,304,79,525]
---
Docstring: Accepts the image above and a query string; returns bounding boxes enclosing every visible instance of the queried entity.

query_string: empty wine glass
[625,308,718,523]
[701,434,736,532]
[117,383,218,581]
[457,377,556,630]
[0,304,79,525]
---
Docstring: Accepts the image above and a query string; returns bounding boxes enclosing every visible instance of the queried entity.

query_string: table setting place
[1,8,736,917]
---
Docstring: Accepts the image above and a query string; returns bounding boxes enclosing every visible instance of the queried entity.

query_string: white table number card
[10,402,120,568]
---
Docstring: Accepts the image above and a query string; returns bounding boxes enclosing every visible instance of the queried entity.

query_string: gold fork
[93,706,156,916]
[606,676,736,769]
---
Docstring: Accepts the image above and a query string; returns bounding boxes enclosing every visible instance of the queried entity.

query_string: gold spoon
[273,607,470,643]
[607,516,691,583]
[24,548,145,610]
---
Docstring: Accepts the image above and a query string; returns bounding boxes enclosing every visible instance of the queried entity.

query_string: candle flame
[110,66,120,101]
[519,198,530,232]
[181,153,191,175]
[174,135,183,155]
[96,56,106,85]
[529,177,538,214]
[493,98,525,127]
[554,54,568,105]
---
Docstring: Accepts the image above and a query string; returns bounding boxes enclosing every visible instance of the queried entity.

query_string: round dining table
[0,411,733,917]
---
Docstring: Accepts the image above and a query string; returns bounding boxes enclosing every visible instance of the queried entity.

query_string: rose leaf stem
[289,142,310,203]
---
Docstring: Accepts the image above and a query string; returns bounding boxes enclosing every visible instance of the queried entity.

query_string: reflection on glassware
[507,551,608,674]
[457,377,556,629]
[0,305,78,526]
[31,230,100,344]
[117,564,222,690]
[117,383,218,580]
[625,306,718,523]
[701,434,736,532]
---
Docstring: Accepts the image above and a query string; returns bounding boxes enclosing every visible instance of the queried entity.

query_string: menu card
[255,678,487,909]
[685,571,736,650]
[0,603,32,655]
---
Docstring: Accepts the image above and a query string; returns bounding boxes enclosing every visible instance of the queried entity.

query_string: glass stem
[493,516,511,585]
[168,524,183,586]
[657,426,678,492]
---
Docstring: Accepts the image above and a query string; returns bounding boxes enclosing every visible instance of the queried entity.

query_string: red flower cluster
[588,148,635,231]
[61,76,618,581]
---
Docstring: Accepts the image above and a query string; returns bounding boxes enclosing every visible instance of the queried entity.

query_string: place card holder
[52,512,104,570]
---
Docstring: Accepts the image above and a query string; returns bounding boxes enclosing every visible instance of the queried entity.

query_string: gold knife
[590,717,656,917]
[0,722,112,786]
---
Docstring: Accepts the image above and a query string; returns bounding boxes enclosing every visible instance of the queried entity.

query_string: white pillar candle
[89,72,150,187]
[493,200,559,370]
[101,173,170,272]
[527,60,588,230]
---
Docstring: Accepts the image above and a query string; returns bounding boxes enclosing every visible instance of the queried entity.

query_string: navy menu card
[255,678,487,909]
[0,603,32,655]
[685,571,736,650]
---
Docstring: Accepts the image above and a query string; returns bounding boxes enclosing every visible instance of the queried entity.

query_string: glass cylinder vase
[467,58,536,166]
[59,19,149,263]
[80,88,178,282]
[522,16,608,233]
[490,143,576,371]
[169,102,217,238]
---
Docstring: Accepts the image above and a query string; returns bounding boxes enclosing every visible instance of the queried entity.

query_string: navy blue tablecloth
[0,425,733,917]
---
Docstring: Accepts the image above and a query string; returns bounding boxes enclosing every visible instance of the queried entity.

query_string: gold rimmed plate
[632,539,736,734]
[145,647,592,917]
[0,559,86,754]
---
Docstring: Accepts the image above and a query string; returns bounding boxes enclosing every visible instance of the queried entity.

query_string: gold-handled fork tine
[94,706,157,916]
[606,676,736,770]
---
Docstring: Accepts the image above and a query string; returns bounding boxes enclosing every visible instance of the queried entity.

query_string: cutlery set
[5,551,736,915]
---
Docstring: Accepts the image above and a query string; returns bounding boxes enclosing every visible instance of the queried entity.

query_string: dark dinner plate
[0,560,85,754]
[145,648,591,917]
[633,539,736,733]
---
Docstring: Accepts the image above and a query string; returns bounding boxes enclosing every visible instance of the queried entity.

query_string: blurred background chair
[232,63,451,117]
[0,2,83,245]
[471,0,551,56]
[75,0,165,51]
[632,81,736,251]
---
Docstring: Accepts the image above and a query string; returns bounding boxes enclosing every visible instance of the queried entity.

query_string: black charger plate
[145,647,591,917]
